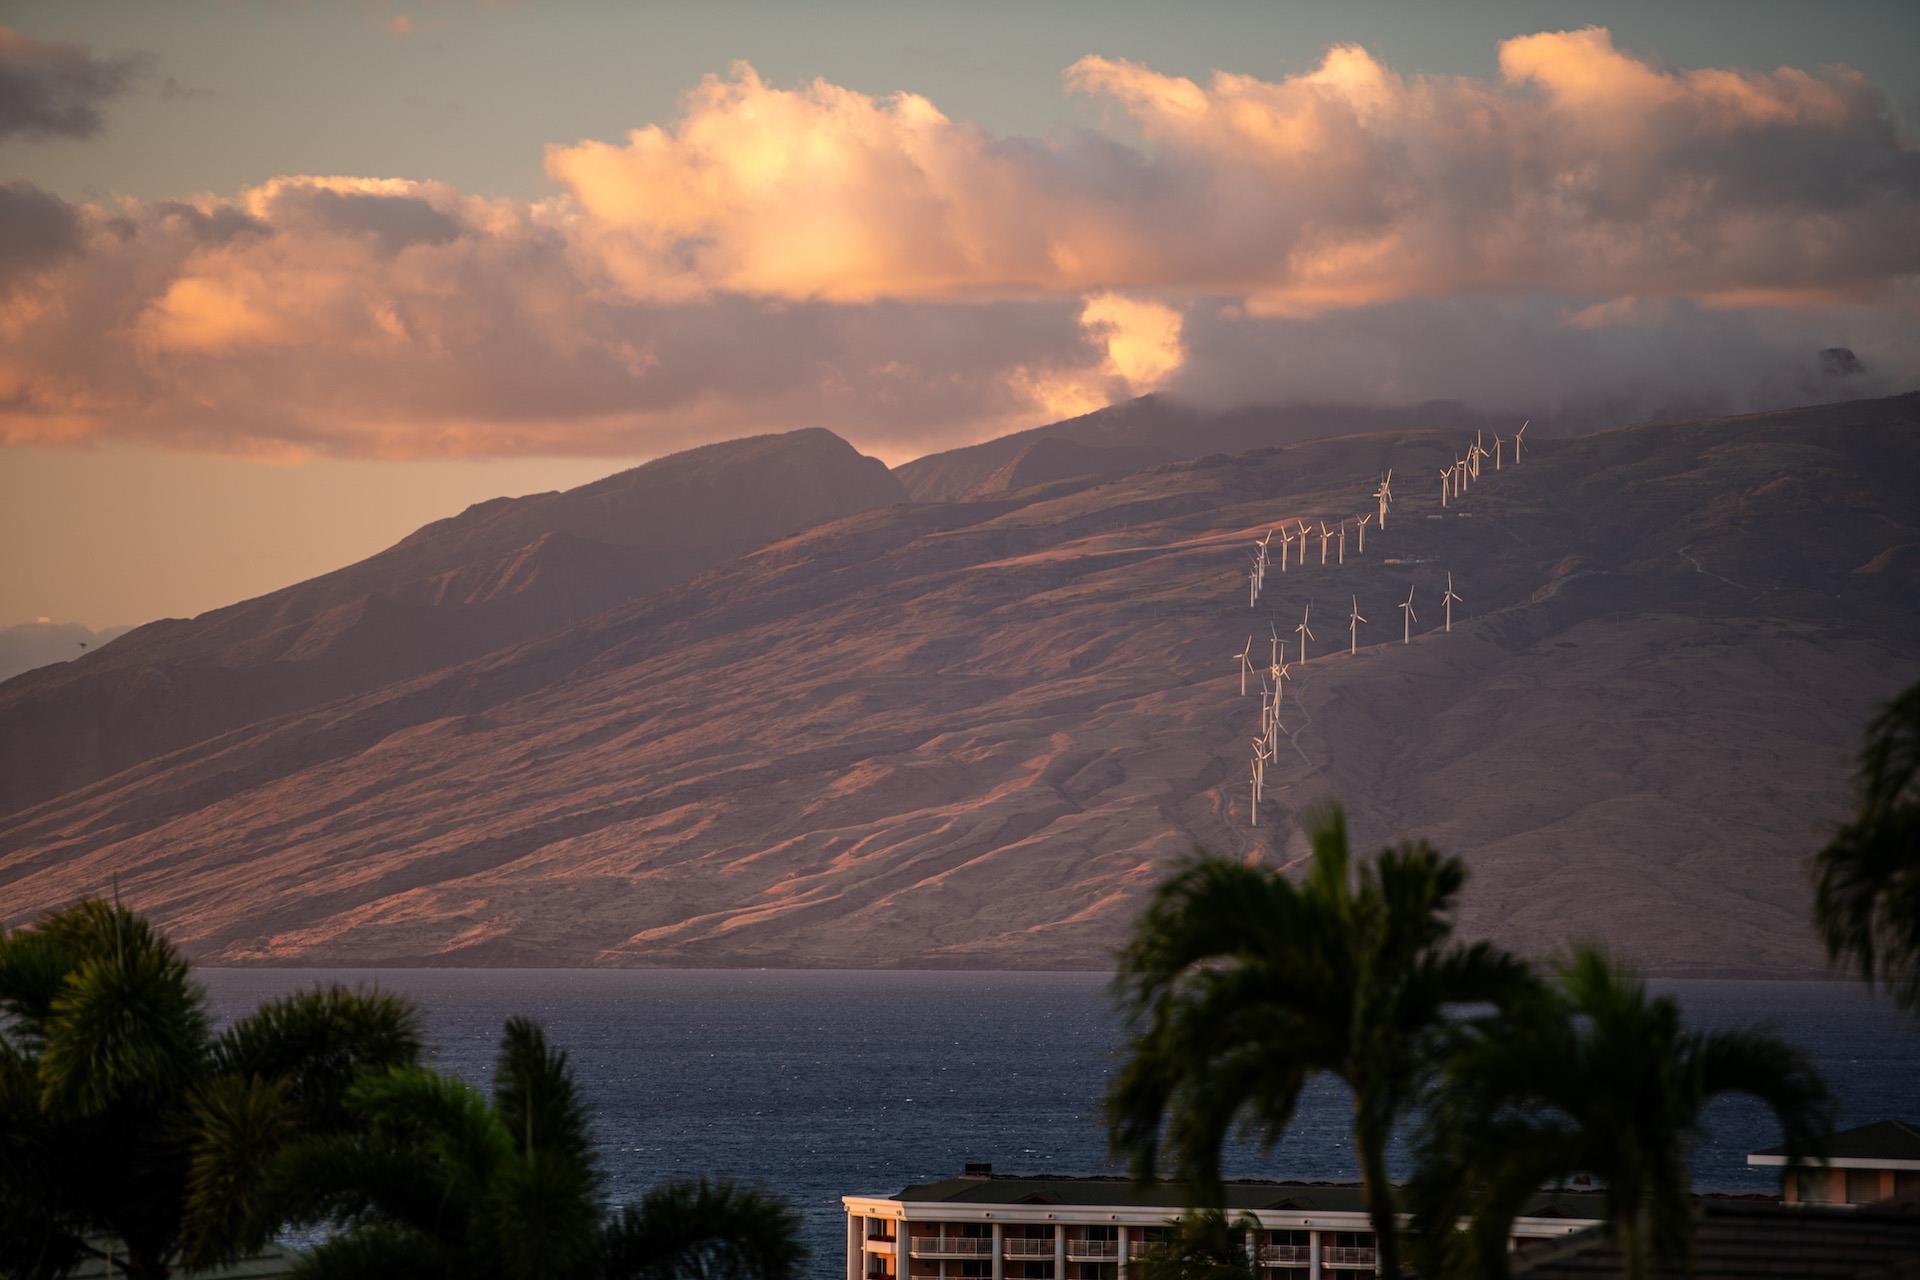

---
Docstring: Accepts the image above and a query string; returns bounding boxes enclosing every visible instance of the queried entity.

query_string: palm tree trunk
[1355,1112,1402,1280]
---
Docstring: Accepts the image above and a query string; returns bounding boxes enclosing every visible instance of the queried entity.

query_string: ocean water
[200,971,1920,1276]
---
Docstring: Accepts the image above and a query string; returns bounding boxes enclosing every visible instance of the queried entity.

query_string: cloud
[0,182,81,292]
[3,32,1918,463]
[547,31,1920,311]
[0,25,143,140]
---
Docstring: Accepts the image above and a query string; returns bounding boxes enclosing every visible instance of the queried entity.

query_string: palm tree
[1106,805,1533,1280]
[275,1015,805,1280]
[1407,949,1831,1280]
[1814,679,1920,1019]
[0,897,422,1278]
[1131,1208,1259,1280]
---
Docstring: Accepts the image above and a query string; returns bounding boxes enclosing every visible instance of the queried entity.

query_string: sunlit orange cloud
[2,28,1916,461]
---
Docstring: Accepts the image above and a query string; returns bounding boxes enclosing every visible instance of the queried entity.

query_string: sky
[2,0,1918,628]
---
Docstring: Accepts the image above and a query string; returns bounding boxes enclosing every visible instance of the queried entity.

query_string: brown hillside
[0,428,903,817]
[2,394,1917,973]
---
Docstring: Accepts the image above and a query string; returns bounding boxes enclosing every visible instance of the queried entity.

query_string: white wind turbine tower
[1277,528,1290,573]
[1295,603,1315,665]
[1473,431,1485,479]
[1514,420,1529,463]
[1296,519,1312,564]
[1442,573,1463,633]
[1318,521,1332,566]
[1356,512,1372,553]
[1249,556,1260,608]
[1337,519,1348,565]
[1348,594,1366,656]
[1439,466,1451,507]
[1400,584,1417,644]
[1492,435,1504,471]
[1251,740,1271,825]
[1269,621,1281,670]
[1235,635,1254,695]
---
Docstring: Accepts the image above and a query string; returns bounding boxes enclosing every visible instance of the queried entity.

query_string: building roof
[890,1172,1609,1220]
[1750,1119,1920,1166]
[1511,1200,1920,1279]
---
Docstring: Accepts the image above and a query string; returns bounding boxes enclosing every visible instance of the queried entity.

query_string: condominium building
[1748,1118,1920,1206]
[842,1166,1607,1280]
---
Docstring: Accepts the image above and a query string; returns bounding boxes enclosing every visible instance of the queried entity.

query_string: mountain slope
[0,428,903,816]
[2,394,1916,973]
[891,396,1505,501]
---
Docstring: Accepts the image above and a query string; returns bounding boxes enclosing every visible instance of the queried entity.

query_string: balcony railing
[1066,1240,1120,1260]
[909,1238,994,1258]
[1259,1245,1312,1265]
[1004,1238,1057,1258]
[1322,1245,1378,1267]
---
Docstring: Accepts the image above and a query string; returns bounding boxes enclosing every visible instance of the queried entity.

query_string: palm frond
[179,1073,294,1267]
[290,1219,450,1280]
[598,1177,806,1280]
[36,904,209,1118]
[212,984,423,1129]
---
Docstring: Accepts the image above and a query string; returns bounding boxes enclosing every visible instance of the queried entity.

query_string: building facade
[843,1169,1607,1280]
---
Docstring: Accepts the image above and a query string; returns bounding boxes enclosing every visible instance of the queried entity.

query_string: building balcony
[1259,1245,1312,1266]
[863,1237,896,1255]
[1004,1238,1057,1258]
[1322,1245,1378,1267]
[1066,1240,1120,1260]
[909,1237,994,1258]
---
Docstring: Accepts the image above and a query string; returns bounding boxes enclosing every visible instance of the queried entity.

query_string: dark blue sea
[201,971,1920,1276]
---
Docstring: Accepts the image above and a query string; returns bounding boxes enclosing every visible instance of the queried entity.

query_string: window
[1846,1169,1884,1203]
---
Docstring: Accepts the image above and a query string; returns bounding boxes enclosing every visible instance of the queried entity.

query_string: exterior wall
[844,1195,1597,1280]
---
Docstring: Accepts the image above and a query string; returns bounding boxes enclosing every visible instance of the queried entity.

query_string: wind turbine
[1235,635,1254,695]
[1318,521,1332,566]
[1348,594,1366,656]
[1295,603,1315,665]
[1400,584,1417,644]
[1356,512,1372,553]
[1472,431,1484,479]
[1514,419,1529,463]
[1268,621,1280,670]
[1249,556,1260,608]
[1439,466,1451,507]
[1295,518,1311,554]
[1442,572,1463,633]
[1492,435,1504,470]
[1277,529,1290,573]
[1337,520,1348,565]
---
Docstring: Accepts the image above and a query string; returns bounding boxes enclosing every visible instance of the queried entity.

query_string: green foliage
[1106,804,1534,1280]
[0,897,424,1279]
[1815,679,1920,1017]
[598,1178,808,1280]
[276,1021,806,1280]
[1130,1210,1260,1280]
[1406,948,1832,1280]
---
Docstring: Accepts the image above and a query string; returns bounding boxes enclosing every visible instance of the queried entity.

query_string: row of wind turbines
[1243,471,1396,606]
[1238,423,1527,826]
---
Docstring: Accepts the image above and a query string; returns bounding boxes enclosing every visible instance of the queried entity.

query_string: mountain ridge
[0,426,903,816]
[4,392,1916,972]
